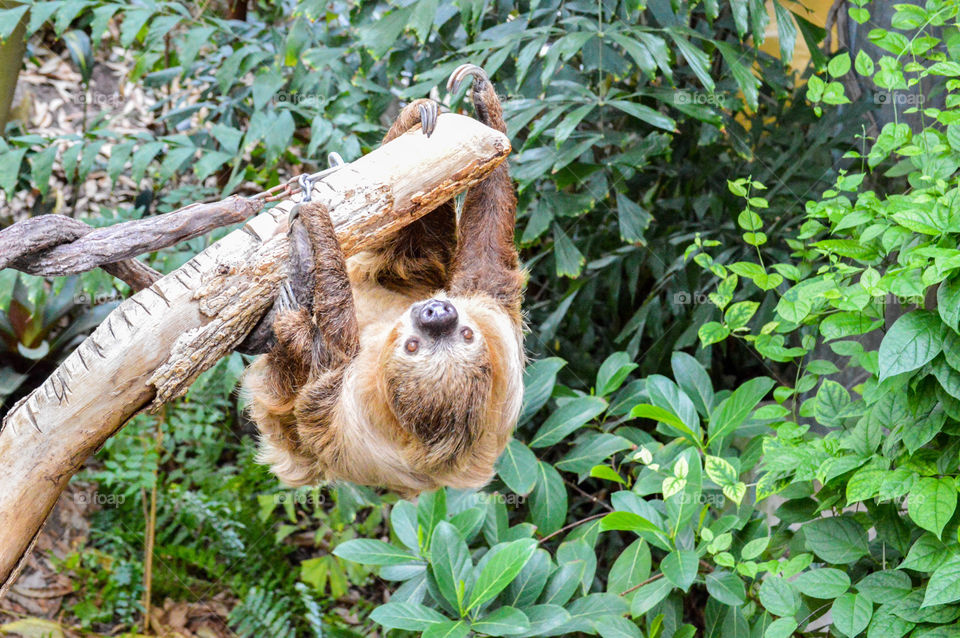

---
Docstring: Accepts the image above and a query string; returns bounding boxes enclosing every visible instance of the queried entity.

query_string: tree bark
[0,113,511,594]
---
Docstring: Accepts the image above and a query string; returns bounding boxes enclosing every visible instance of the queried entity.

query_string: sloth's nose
[415,299,459,337]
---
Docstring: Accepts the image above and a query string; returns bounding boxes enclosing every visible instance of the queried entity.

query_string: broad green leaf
[764,617,798,638]
[596,351,638,397]
[530,396,607,448]
[707,377,775,448]
[661,550,698,592]
[418,489,447,547]
[856,570,912,604]
[530,461,567,536]
[705,570,746,606]
[878,310,945,381]
[794,568,850,599]
[908,477,957,539]
[938,276,960,332]
[430,522,472,613]
[758,576,800,616]
[831,592,873,637]
[505,548,553,607]
[519,358,566,423]
[466,539,537,611]
[557,434,632,474]
[671,351,715,417]
[900,534,953,572]
[370,602,450,630]
[592,616,644,638]
[804,517,869,564]
[554,225,585,278]
[922,555,960,607]
[608,99,676,131]
[391,500,420,551]
[630,577,672,616]
[630,404,702,448]
[497,440,539,495]
[608,539,651,597]
[423,620,469,638]
[334,539,416,565]
[471,607,530,636]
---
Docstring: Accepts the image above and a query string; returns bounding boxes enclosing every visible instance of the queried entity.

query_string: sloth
[242,65,524,497]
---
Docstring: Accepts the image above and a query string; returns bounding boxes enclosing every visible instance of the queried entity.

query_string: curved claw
[447,63,489,96]
[288,204,301,227]
[418,102,438,138]
[275,281,299,313]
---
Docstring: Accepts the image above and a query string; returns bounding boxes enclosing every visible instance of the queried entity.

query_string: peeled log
[0,113,511,594]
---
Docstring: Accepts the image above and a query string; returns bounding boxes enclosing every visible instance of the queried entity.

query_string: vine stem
[619,572,664,596]
[143,406,165,633]
[538,512,607,544]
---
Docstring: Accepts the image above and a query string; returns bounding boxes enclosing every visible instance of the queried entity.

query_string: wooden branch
[0,195,265,291]
[0,113,511,595]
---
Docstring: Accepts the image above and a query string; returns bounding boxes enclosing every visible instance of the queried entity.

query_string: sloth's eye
[461,327,474,342]
[404,338,420,353]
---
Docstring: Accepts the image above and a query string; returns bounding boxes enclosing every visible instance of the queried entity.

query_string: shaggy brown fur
[242,67,524,497]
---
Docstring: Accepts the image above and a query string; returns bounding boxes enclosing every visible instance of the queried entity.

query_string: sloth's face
[380,296,496,460]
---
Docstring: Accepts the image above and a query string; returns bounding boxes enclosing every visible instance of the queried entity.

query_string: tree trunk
[0,113,511,594]
[0,1,27,132]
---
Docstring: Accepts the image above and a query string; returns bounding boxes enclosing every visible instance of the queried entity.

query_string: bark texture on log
[0,113,511,595]
[0,195,265,290]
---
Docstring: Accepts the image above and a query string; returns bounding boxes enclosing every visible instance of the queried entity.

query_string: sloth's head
[379,295,515,467]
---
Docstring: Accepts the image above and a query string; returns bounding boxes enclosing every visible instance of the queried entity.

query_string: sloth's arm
[297,201,360,369]
[447,65,523,312]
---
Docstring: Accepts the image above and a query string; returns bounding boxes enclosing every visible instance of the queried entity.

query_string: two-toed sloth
[242,65,524,497]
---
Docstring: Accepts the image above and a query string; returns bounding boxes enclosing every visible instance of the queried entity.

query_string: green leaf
[521,605,571,635]
[466,539,538,611]
[758,576,800,616]
[607,99,676,131]
[600,511,663,536]
[699,321,730,346]
[764,617,798,638]
[608,539,651,597]
[707,377,775,448]
[592,616,644,638]
[856,570,912,604]
[530,461,567,536]
[630,404,702,448]
[596,351,638,397]
[630,577,672,616]
[616,192,652,244]
[557,434,632,474]
[715,41,759,110]
[662,550,698,592]
[855,49,875,76]
[369,602,450,630]
[520,358,566,423]
[938,276,960,332]
[908,477,957,539]
[505,548,552,607]
[741,537,769,560]
[423,620,470,638]
[828,52,851,77]
[900,534,952,572]
[498,440,539,495]
[391,500,420,551]
[804,517,869,564]
[334,539,416,565]
[553,225,585,278]
[921,555,960,607]
[0,5,28,41]
[418,489,447,547]
[671,351,715,417]
[667,30,715,92]
[878,310,945,381]
[794,569,850,599]
[0,147,26,198]
[471,607,530,636]
[430,522,471,613]
[705,570,746,606]
[831,593,873,637]
[530,396,607,448]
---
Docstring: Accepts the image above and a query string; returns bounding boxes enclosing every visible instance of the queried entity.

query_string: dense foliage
[3,0,960,636]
